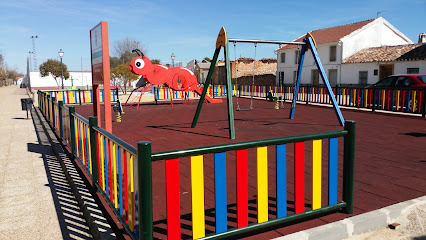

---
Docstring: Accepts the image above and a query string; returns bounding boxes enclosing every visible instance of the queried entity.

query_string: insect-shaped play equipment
[126,49,222,109]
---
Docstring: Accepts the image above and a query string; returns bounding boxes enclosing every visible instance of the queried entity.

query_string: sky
[0,0,425,74]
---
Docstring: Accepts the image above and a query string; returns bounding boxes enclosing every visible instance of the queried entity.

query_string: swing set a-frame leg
[289,36,345,126]
[191,27,235,139]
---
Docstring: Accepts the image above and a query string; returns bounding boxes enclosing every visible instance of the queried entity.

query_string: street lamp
[58,49,64,89]
[171,53,175,67]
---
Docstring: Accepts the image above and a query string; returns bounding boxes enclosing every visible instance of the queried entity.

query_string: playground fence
[155,85,227,100]
[44,89,118,105]
[37,89,356,240]
[234,84,426,117]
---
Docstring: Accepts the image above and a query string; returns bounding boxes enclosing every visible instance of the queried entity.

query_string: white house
[275,17,413,87]
[341,39,426,84]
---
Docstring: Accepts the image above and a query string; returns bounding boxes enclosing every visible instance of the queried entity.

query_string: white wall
[30,72,58,89]
[394,60,426,74]
[68,71,92,88]
[277,42,342,85]
[186,59,196,72]
[341,63,379,85]
[341,17,412,59]
[30,71,93,89]
[341,60,426,85]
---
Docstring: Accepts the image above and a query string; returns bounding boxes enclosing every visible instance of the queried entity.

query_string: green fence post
[343,120,356,214]
[154,86,158,105]
[44,93,48,117]
[58,101,64,138]
[306,85,310,104]
[41,92,44,114]
[47,95,51,123]
[38,91,41,113]
[89,117,99,188]
[422,87,426,118]
[69,106,76,158]
[137,142,153,240]
[78,89,82,105]
[51,99,56,129]
[372,86,376,112]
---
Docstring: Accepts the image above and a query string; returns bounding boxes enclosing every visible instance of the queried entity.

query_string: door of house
[328,69,338,87]
[279,72,284,86]
[312,69,320,85]
[379,65,393,80]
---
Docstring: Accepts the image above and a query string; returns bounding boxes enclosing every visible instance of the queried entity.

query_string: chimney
[418,33,426,44]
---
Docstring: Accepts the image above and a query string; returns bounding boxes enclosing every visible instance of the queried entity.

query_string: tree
[204,57,211,62]
[113,37,147,64]
[110,56,121,69]
[0,53,5,80]
[111,63,139,94]
[39,59,70,88]
[151,59,160,64]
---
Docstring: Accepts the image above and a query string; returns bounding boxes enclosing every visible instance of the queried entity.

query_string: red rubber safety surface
[73,97,426,239]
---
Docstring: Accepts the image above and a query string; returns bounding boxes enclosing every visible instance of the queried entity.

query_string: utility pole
[31,36,38,72]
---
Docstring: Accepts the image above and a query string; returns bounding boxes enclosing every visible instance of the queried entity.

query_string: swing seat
[236,108,253,111]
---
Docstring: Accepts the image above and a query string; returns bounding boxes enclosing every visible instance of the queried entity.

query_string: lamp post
[171,53,175,67]
[58,49,64,89]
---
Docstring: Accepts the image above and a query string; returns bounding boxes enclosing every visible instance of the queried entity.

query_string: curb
[273,195,426,240]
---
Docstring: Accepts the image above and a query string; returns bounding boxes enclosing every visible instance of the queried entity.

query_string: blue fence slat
[276,144,287,218]
[214,152,227,233]
[328,138,338,205]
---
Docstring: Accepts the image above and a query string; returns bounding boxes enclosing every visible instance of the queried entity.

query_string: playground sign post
[90,21,112,133]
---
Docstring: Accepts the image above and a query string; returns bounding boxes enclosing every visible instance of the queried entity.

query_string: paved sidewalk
[0,85,64,238]
[0,85,98,239]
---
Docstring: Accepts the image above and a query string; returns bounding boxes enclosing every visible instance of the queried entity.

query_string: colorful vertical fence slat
[214,152,227,233]
[236,149,248,228]
[191,155,205,239]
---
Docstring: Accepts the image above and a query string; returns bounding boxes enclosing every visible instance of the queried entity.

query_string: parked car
[371,74,426,89]
[366,74,426,112]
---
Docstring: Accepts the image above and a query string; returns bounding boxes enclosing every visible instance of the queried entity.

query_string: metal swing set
[191,27,345,139]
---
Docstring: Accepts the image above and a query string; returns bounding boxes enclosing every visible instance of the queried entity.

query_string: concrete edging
[273,195,426,240]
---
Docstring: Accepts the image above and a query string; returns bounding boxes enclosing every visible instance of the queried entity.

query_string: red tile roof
[276,19,375,51]
[342,44,426,63]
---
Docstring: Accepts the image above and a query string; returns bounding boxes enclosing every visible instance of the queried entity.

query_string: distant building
[275,17,413,87]
[186,59,197,72]
[342,43,426,84]
[29,71,92,90]
[189,58,277,85]
[194,62,211,84]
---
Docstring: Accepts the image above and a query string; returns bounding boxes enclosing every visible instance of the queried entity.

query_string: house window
[295,50,300,64]
[312,69,320,85]
[407,68,419,74]
[329,46,337,62]
[280,53,285,63]
[374,69,378,75]
[359,71,368,85]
